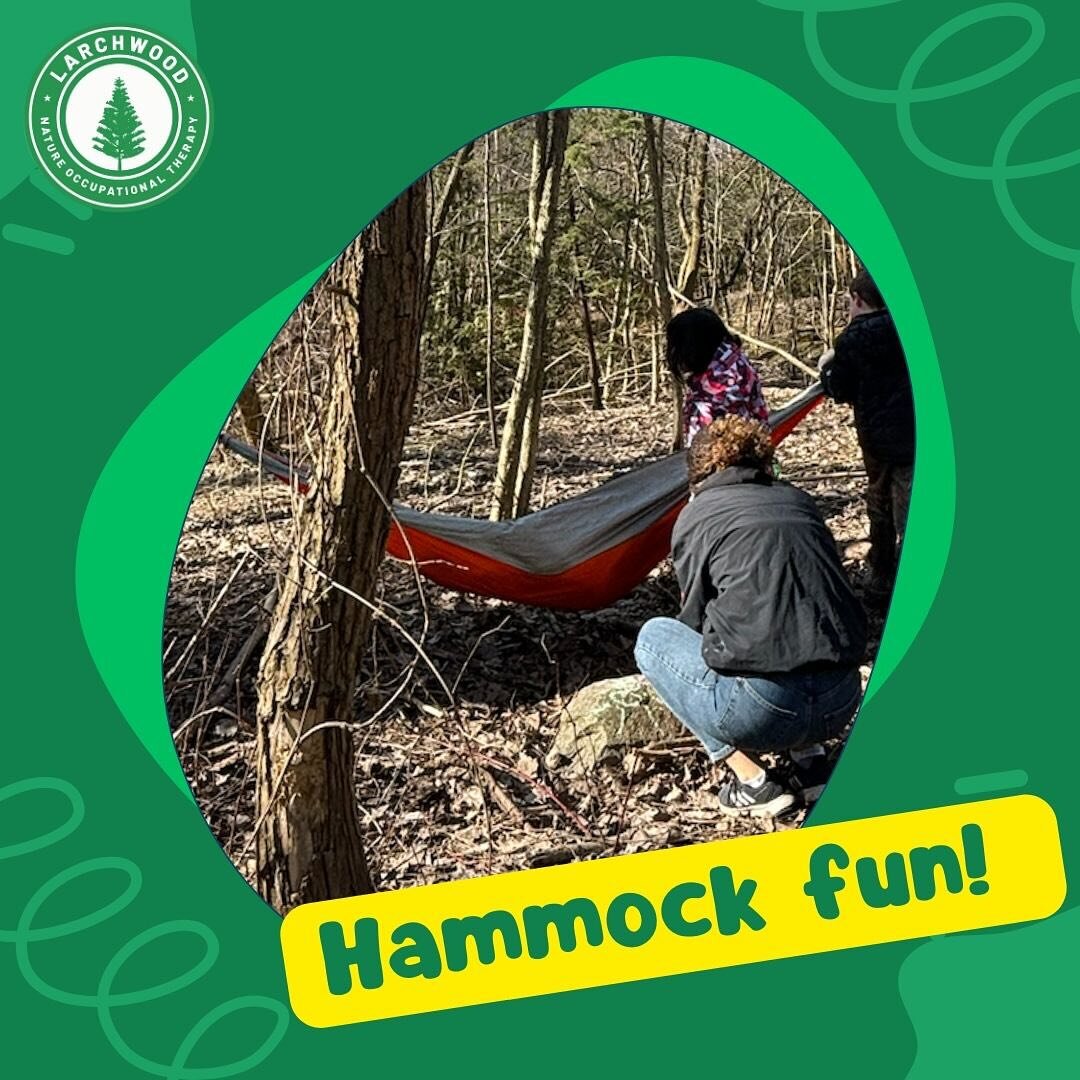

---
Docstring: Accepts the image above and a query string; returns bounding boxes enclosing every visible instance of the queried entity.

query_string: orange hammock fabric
[222,384,824,611]
[385,500,686,610]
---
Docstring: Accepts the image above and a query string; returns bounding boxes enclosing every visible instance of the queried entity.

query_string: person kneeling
[635,416,867,818]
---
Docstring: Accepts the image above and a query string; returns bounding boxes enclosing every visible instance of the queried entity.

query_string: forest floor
[164,380,886,891]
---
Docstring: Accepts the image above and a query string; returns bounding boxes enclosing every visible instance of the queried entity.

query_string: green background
[2,2,1077,1075]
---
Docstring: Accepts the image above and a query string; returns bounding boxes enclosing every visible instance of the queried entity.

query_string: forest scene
[164,109,898,913]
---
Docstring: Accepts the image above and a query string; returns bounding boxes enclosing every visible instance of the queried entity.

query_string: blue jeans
[634,617,862,762]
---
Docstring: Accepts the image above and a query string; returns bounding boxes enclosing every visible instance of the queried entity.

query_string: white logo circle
[63,62,175,173]
[28,26,211,209]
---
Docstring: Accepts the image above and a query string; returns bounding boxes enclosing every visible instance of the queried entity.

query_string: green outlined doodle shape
[783,2,1080,332]
[76,58,954,810]
[0,778,84,863]
[553,56,954,701]
[0,778,289,1076]
[991,78,1080,261]
[799,2,1046,107]
[893,5,1048,177]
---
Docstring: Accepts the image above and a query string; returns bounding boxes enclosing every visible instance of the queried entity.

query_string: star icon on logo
[44,94,51,102]
[187,94,195,103]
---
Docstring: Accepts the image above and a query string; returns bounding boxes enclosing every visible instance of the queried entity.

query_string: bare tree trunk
[568,190,602,410]
[482,132,498,449]
[676,128,708,301]
[643,115,683,449]
[613,137,645,397]
[236,377,270,447]
[825,222,838,334]
[643,114,672,401]
[490,110,569,521]
[514,369,543,517]
[422,141,473,318]
[818,218,833,344]
[606,211,633,389]
[254,187,427,912]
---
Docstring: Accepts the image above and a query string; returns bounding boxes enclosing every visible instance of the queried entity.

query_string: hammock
[220,383,824,610]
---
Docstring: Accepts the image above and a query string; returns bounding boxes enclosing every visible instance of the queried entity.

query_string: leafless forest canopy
[165,110,880,907]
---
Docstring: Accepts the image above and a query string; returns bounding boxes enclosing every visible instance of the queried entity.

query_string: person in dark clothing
[634,417,867,818]
[819,269,915,602]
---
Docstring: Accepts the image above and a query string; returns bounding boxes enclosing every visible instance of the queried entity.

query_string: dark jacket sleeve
[820,326,860,404]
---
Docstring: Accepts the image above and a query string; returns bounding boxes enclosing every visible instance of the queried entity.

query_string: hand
[817,347,835,372]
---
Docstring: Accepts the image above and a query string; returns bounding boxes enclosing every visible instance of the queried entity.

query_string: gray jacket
[673,467,867,674]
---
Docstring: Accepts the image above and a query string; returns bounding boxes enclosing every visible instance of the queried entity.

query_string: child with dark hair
[819,269,915,603]
[635,416,866,817]
[666,307,768,444]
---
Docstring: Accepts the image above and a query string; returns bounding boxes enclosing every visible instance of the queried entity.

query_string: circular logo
[28,27,210,209]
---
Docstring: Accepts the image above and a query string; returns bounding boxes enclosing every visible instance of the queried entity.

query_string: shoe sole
[718,792,797,819]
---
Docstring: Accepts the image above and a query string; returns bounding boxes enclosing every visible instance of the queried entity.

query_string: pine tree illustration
[92,77,146,172]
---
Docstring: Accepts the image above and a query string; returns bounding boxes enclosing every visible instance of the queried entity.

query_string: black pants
[863,450,912,584]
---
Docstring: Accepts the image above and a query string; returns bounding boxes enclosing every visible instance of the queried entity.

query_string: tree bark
[422,141,473,323]
[568,190,602,410]
[676,129,709,301]
[254,186,427,912]
[643,115,683,448]
[490,110,570,521]
[482,132,498,449]
[235,377,270,447]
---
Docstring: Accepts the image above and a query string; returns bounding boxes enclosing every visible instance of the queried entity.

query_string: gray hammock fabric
[392,451,688,574]
[220,382,824,608]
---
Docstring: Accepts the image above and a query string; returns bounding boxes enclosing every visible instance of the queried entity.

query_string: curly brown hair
[687,415,774,486]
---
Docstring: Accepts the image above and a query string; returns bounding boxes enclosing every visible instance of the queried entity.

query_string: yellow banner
[280,795,1064,1027]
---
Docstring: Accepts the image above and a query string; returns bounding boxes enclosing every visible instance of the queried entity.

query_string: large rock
[545,674,685,773]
